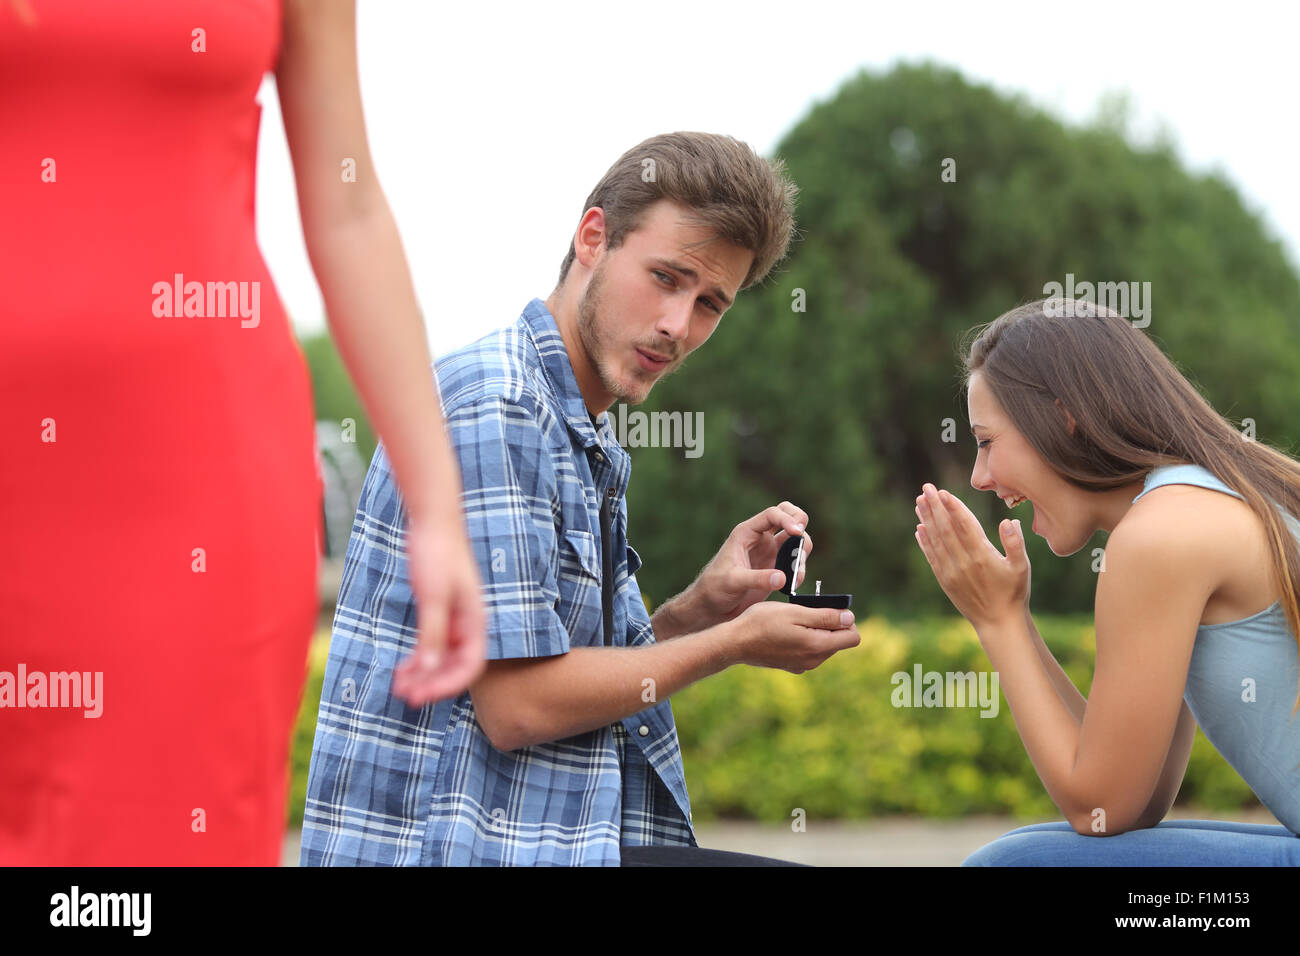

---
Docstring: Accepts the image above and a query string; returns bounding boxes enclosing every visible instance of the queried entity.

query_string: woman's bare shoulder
[1116,482,1276,623]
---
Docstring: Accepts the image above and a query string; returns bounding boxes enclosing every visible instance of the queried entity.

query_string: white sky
[254,0,1299,356]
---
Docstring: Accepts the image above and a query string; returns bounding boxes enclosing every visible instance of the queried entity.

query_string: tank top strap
[1132,463,1244,503]
[1133,463,1300,541]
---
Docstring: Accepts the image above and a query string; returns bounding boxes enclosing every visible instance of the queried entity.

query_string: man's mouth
[635,347,672,371]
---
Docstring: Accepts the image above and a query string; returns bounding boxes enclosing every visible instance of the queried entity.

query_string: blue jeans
[962,819,1300,866]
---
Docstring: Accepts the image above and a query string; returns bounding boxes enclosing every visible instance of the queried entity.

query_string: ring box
[774,535,852,609]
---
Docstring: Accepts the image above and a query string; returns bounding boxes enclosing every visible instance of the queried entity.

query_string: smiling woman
[915,296,1300,865]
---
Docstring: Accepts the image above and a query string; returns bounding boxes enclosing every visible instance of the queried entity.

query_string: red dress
[0,0,320,864]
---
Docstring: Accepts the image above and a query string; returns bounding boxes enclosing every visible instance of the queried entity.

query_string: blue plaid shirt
[300,298,697,865]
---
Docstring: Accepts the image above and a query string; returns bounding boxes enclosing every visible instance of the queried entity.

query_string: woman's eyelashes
[977,439,991,449]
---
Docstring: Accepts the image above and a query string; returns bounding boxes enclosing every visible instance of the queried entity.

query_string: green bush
[285,614,1260,827]
[287,635,330,831]
[624,62,1300,622]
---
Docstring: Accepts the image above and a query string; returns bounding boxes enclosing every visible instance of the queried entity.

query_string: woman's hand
[392,513,487,707]
[913,483,1030,630]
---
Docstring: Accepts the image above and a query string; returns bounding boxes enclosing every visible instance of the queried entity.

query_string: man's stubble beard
[577,261,654,406]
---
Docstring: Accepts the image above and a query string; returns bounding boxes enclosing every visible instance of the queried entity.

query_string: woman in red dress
[0,0,485,865]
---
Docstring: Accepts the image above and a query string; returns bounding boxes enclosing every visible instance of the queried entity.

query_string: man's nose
[656,298,693,341]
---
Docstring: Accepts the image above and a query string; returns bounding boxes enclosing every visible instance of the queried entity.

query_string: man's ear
[1054,398,1077,437]
[573,206,609,271]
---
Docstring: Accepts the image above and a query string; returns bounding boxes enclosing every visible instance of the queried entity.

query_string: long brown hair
[962,297,1300,712]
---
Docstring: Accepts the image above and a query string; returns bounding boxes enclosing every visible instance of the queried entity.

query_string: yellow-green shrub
[285,615,1259,827]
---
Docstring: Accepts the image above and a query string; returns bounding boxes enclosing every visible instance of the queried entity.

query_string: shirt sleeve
[445,393,570,661]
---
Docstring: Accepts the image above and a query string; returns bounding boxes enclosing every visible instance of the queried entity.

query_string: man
[300,131,861,866]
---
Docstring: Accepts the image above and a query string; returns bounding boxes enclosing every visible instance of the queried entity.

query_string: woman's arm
[274,0,485,703]
[916,487,1210,835]
[1025,610,1086,720]
[1026,608,1196,827]
[982,509,1210,834]
[1133,699,1197,828]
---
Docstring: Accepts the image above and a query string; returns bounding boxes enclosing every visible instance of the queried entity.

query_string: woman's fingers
[914,523,935,566]
[917,485,959,566]
[938,489,987,555]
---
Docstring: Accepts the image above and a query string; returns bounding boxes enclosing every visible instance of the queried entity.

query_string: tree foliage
[625,62,1300,615]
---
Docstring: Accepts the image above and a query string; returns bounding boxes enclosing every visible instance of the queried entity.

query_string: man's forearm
[473,620,741,751]
[649,585,710,641]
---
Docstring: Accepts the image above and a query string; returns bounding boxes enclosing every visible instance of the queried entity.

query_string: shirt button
[638,725,649,737]
[594,451,604,462]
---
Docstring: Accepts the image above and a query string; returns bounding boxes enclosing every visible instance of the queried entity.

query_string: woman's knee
[961,823,1072,866]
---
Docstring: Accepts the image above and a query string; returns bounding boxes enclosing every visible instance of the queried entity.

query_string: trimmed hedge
[285,614,1260,827]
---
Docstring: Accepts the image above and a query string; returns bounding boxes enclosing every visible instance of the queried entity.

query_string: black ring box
[774,535,852,609]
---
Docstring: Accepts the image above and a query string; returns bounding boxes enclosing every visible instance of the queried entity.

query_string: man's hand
[729,601,860,674]
[675,502,815,633]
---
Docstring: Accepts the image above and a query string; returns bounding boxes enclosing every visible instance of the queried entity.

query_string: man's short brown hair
[556,131,798,292]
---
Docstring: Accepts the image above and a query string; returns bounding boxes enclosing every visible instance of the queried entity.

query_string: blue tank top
[1131,463,1300,834]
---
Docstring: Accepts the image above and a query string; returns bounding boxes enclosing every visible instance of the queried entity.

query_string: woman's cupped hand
[913,483,1031,630]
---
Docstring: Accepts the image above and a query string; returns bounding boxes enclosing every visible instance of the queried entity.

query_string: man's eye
[701,299,721,314]
[653,270,673,286]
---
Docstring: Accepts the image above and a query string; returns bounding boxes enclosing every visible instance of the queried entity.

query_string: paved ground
[282,806,1279,866]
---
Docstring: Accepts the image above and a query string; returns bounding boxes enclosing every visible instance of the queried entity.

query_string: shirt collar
[520,297,602,450]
